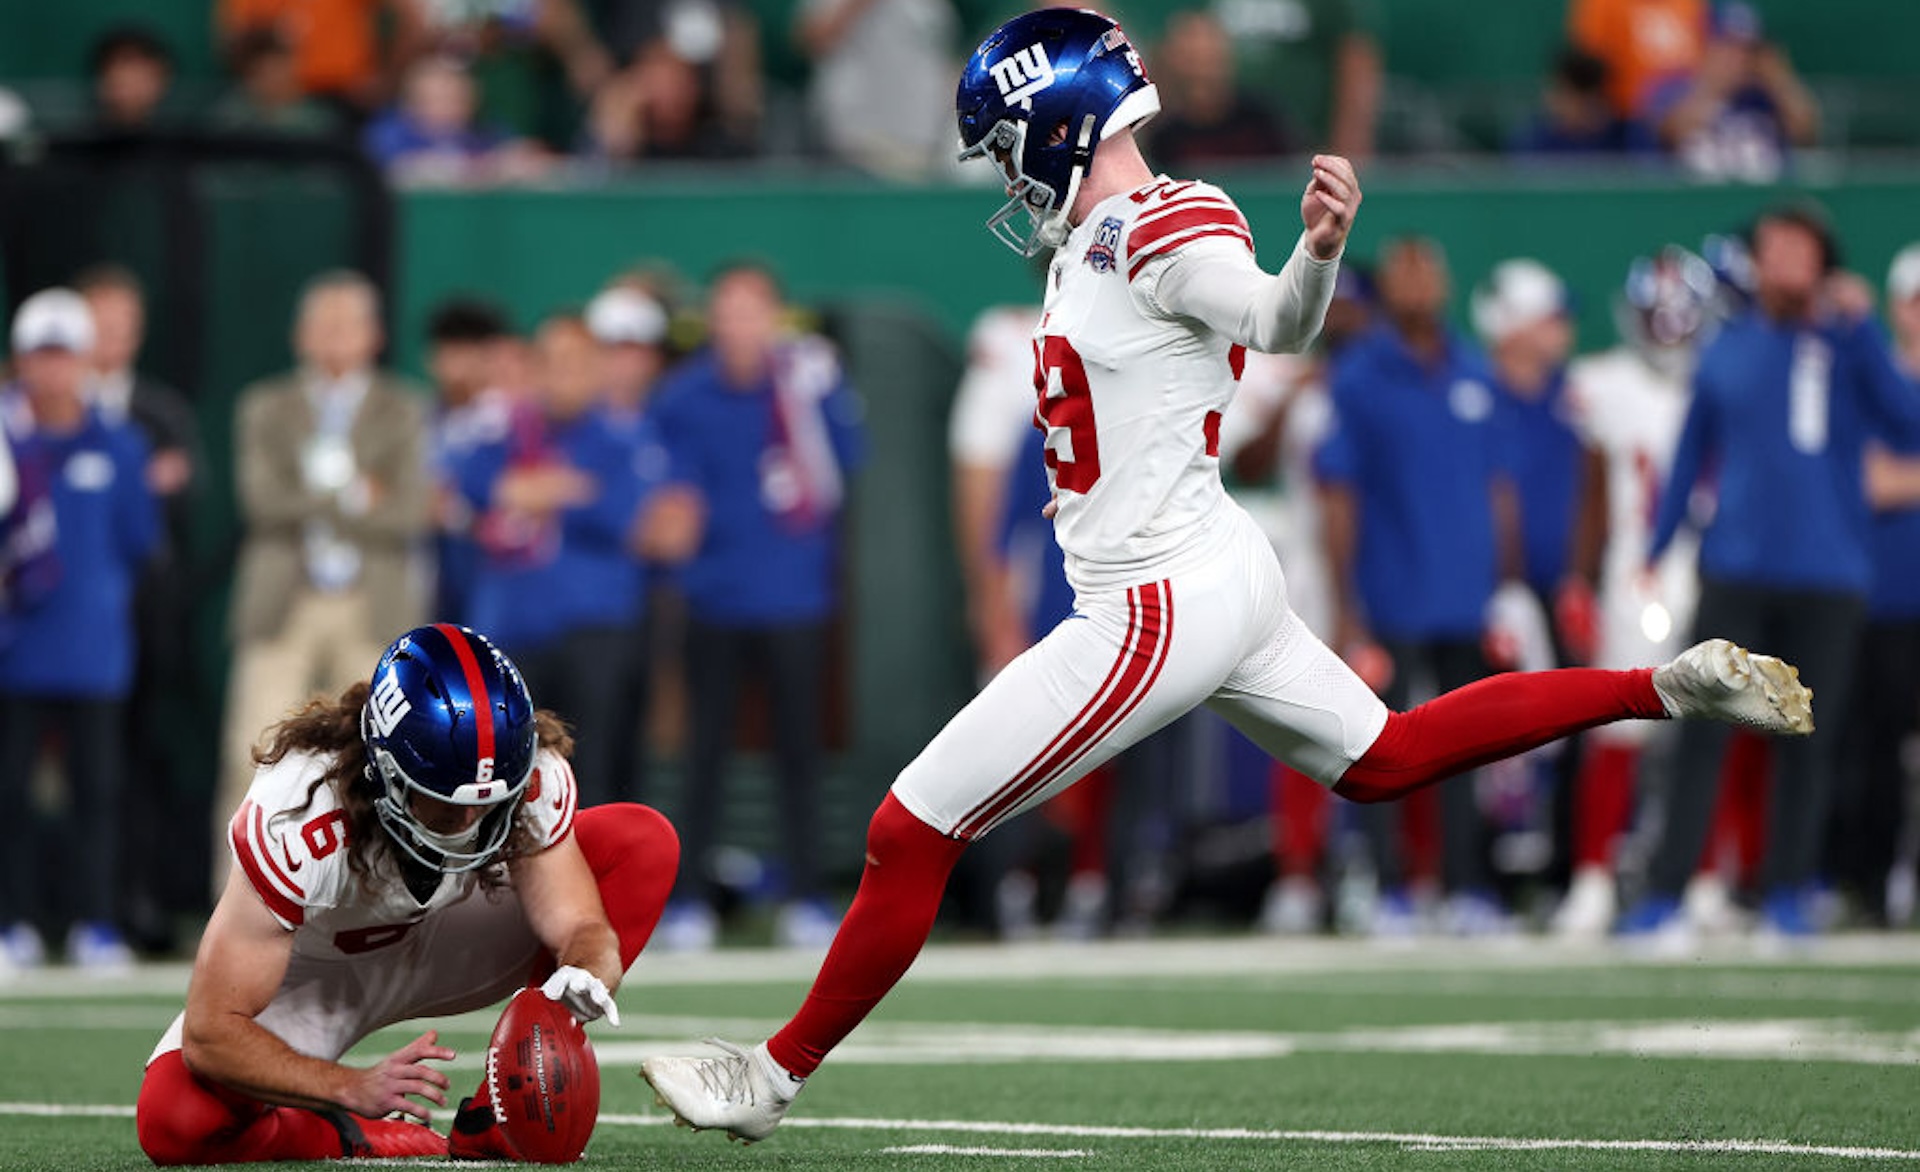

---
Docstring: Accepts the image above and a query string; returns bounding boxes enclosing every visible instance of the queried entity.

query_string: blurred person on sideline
[1472,259,1599,912]
[1830,244,1920,927]
[949,299,1045,680]
[1551,246,1721,936]
[76,265,206,953]
[454,312,662,810]
[1144,9,1290,171]
[587,284,679,800]
[219,272,431,898]
[1647,1,1818,183]
[1473,259,1598,664]
[1317,236,1524,936]
[423,297,516,629]
[588,285,674,431]
[0,289,158,971]
[647,262,866,951]
[1620,205,1920,941]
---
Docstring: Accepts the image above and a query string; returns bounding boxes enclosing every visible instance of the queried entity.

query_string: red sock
[1335,668,1665,804]
[1706,732,1771,884]
[1573,743,1639,869]
[137,1051,351,1165]
[766,794,967,1077]
[1271,766,1330,877]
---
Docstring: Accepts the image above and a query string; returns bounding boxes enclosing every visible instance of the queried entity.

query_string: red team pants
[136,803,677,1165]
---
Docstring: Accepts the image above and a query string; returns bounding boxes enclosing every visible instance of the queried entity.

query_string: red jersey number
[1033,335,1102,493]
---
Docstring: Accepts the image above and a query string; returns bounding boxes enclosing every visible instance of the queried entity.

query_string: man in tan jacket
[217,271,430,889]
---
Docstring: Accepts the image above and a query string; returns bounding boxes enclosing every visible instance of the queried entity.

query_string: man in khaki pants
[216,271,429,893]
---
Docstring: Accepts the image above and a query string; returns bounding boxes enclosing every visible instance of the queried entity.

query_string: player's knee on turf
[137,1053,229,1166]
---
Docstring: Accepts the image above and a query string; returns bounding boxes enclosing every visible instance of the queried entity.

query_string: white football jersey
[1037,177,1258,593]
[1565,347,1701,671]
[228,747,578,957]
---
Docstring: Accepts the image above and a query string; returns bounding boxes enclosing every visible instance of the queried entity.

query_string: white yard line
[5,934,1920,1001]
[882,1145,1094,1158]
[481,1017,1920,1070]
[10,1102,1919,1161]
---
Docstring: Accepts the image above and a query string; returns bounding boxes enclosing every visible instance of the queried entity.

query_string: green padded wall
[396,164,1920,375]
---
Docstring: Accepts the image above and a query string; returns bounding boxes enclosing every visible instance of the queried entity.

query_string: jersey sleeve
[520,748,580,851]
[1124,183,1254,284]
[227,763,340,930]
[1133,197,1339,356]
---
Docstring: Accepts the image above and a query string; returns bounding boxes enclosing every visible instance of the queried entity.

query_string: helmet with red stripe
[956,7,1158,256]
[360,624,539,873]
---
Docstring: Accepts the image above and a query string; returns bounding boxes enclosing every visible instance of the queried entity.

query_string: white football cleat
[1652,639,1813,735]
[641,1039,801,1144]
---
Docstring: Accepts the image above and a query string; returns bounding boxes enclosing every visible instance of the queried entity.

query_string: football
[483,986,602,1163]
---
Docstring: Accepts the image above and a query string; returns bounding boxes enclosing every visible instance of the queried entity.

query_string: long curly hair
[253,681,574,891]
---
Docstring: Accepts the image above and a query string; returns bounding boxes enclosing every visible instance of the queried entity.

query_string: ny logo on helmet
[369,670,411,738]
[989,43,1055,110]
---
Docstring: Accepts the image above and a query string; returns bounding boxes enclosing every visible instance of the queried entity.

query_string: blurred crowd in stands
[0,0,1875,184]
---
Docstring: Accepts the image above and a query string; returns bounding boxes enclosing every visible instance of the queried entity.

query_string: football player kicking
[136,624,678,1163]
[641,6,1814,1143]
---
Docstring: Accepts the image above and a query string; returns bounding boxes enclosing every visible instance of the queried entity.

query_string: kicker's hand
[541,964,621,1026]
[1301,155,1360,261]
[342,1029,454,1122]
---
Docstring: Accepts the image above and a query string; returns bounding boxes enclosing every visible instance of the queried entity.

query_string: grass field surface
[5,935,1919,1170]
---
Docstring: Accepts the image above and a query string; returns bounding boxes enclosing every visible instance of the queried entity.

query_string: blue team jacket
[1651,312,1920,595]
[0,403,157,697]
[1316,324,1511,641]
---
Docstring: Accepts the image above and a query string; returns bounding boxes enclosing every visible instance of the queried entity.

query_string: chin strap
[1040,113,1100,249]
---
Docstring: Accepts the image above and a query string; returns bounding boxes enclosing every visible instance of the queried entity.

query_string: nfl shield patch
[1086,216,1123,273]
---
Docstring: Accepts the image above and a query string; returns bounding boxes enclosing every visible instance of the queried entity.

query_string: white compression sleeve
[1145,232,1342,354]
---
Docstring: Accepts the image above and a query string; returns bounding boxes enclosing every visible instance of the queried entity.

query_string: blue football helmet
[956,7,1159,256]
[360,624,539,874]
[1616,245,1725,375]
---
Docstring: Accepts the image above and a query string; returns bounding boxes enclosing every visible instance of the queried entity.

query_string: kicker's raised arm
[1148,233,1343,354]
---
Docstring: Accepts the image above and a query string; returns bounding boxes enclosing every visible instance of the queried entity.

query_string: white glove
[540,965,620,1026]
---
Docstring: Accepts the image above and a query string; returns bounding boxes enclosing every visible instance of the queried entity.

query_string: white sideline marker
[11,1103,1920,1162]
